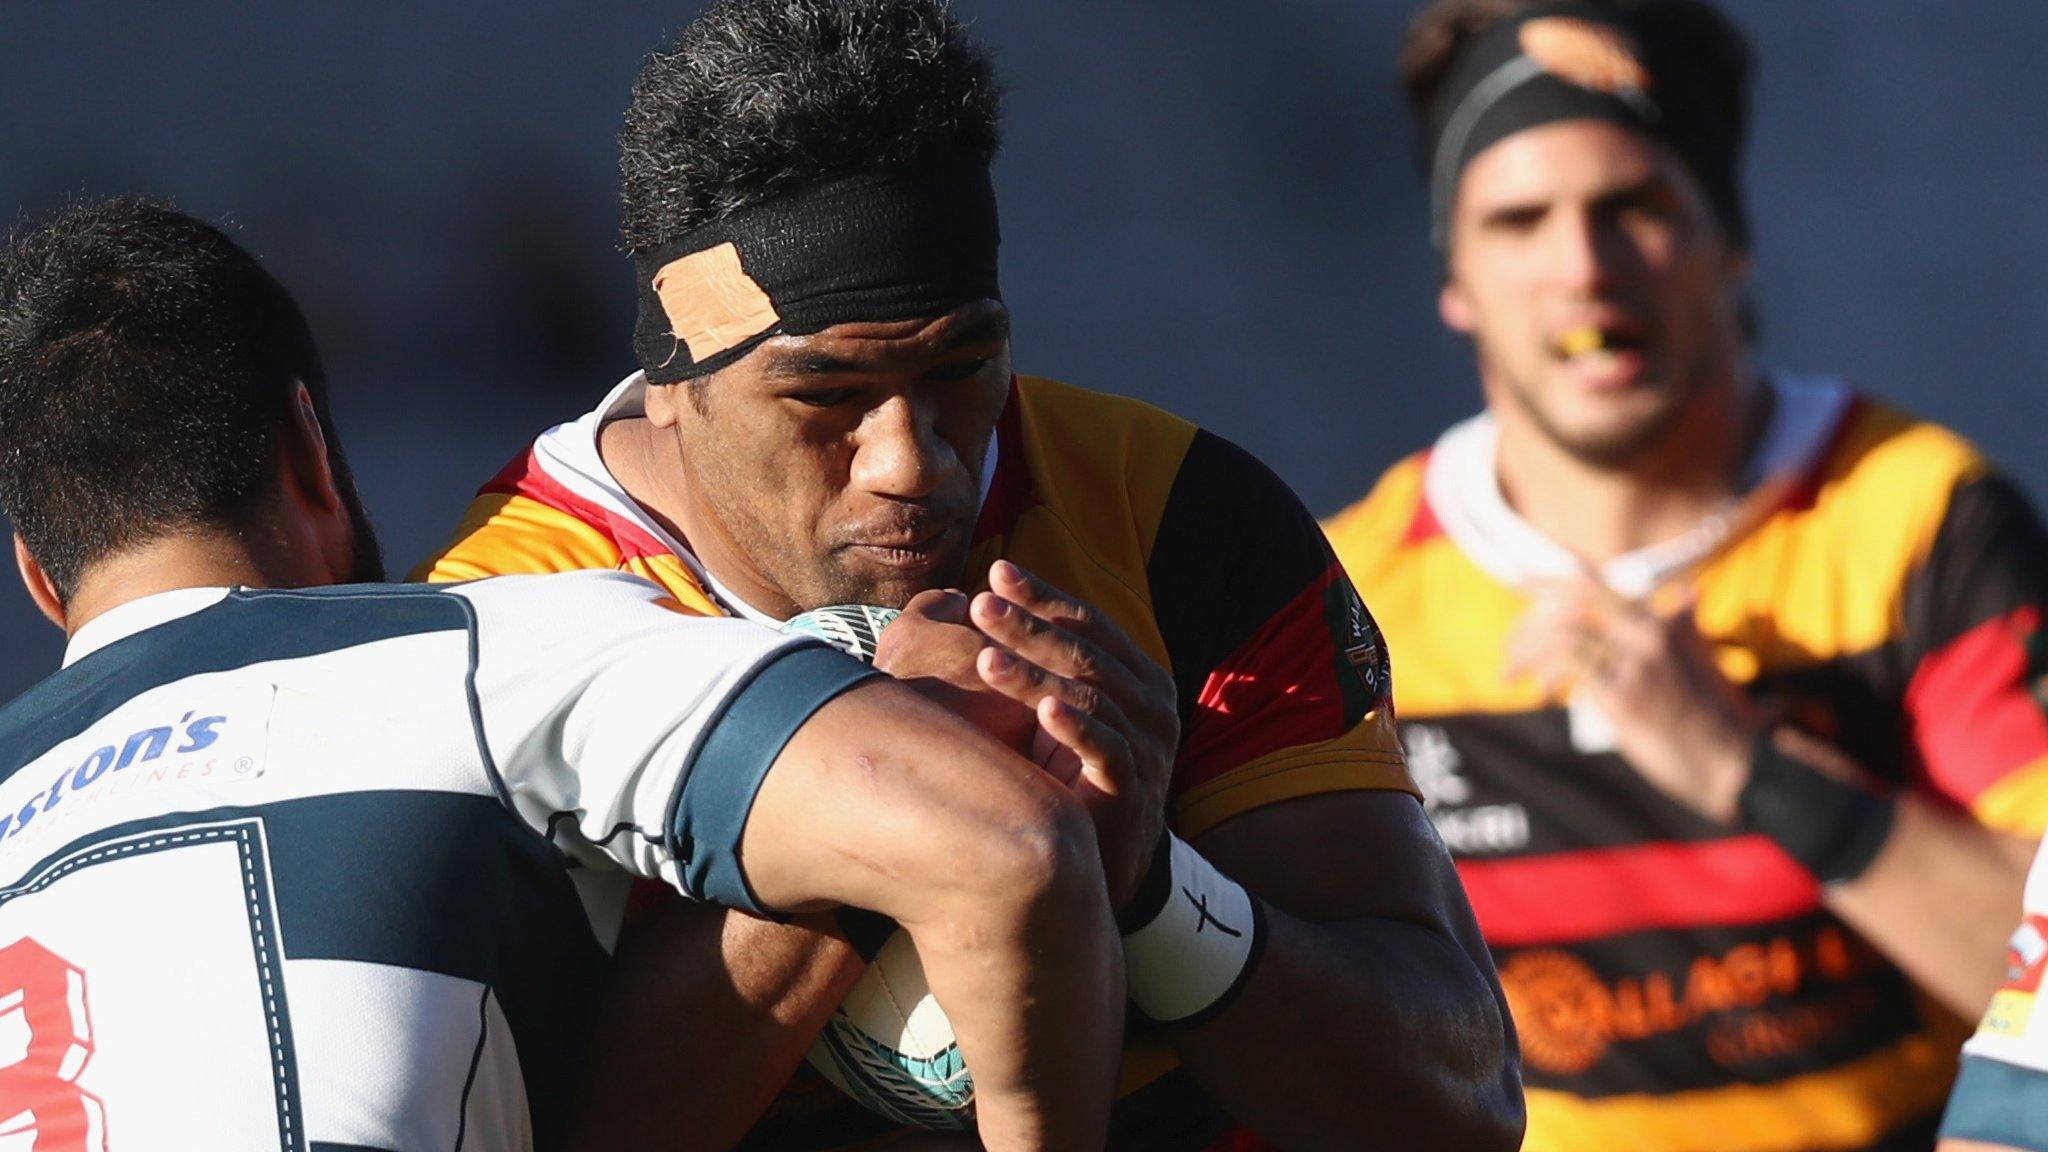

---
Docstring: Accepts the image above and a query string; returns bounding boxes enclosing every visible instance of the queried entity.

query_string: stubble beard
[1492,348,1701,473]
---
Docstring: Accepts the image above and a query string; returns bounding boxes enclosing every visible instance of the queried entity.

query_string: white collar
[545,370,1003,623]
[63,586,233,667]
[1422,372,1852,597]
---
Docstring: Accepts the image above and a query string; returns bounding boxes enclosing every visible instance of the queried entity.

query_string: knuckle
[1066,681,1104,715]
[1066,644,1100,681]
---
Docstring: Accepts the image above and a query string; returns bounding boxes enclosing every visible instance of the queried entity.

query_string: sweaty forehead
[750,301,1010,377]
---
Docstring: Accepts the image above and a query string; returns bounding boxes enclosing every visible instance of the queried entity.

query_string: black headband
[631,163,1002,382]
[1422,5,1746,249]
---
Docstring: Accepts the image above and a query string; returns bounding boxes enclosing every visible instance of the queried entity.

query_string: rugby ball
[781,602,901,662]
[805,929,973,1130]
[779,605,973,1130]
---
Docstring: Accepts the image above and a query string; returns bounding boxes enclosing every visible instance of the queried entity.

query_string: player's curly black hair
[617,0,1002,254]
[0,198,379,596]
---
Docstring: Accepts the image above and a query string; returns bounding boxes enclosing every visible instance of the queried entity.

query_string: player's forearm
[741,685,1125,1150]
[898,817,1124,1152]
[1168,907,1523,1151]
[565,905,865,1151]
[1823,793,2034,1017]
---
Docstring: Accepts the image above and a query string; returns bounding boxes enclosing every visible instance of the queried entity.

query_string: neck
[63,529,319,639]
[1491,371,1758,567]
[598,418,798,621]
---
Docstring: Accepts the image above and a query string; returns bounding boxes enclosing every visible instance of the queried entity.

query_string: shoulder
[1322,450,1434,573]
[1808,397,1986,524]
[414,445,630,582]
[1740,394,1992,611]
[440,569,690,625]
[1006,376,1201,546]
[1013,374,1197,444]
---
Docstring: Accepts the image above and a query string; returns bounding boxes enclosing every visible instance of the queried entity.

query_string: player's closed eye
[788,387,863,408]
[922,356,993,384]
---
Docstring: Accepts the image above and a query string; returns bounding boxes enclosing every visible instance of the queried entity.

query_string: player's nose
[850,393,953,499]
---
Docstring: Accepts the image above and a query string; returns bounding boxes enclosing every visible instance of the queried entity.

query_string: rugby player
[0,200,1131,1150]
[418,1,1523,1148]
[1938,840,2048,1152]
[1324,2,2048,1149]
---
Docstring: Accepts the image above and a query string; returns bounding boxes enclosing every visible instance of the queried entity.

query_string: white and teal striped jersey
[0,570,872,1152]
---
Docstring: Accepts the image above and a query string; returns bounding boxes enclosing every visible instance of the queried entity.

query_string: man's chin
[812,550,973,611]
[1525,389,1691,470]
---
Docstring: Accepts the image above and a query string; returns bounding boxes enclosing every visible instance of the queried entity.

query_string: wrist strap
[1120,834,1266,1027]
[1738,728,1895,885]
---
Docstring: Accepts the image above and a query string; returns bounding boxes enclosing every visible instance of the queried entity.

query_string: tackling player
[418,0,1523,1148]
[1324,2,2048,1149]
[0,200,1128,1150]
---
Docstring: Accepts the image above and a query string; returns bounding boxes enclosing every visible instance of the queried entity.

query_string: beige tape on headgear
[1518,17,1652,95]
[650,241,783,363]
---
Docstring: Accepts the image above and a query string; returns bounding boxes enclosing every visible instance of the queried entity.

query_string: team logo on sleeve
[1339,584,1391,702]
[1982,915,2048,1039]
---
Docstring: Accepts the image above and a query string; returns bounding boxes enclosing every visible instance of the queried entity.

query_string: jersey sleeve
[1898,472,2048,835]
[1941,843,2048,1150]
[1145,430,1417,838]
[447,570,877,914]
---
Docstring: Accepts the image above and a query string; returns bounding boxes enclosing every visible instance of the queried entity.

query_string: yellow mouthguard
[1557,327,1605,357]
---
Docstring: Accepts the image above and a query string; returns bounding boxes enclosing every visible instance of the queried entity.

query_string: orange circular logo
[1499,950,1613,1075]
[1519,17,1651,95]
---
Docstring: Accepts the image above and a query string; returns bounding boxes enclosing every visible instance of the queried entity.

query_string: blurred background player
[0,199,1129,1151]
[419,0,1522,1147]
[1325,2,2048,1150]
[1938,838,2048,1152]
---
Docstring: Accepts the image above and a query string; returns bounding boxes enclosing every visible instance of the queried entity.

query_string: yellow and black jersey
[421,371,1415,1150]
[1326,386,2048,1152]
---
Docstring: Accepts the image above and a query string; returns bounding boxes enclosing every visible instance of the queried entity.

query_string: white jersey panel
[0,631,485,869]
[0,575,849,1151]
[448,570,813,886]
[288,959,529,1151]
[0,820,296,1150]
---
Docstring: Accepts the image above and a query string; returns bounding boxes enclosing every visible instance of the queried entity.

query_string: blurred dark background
[3,2,2044,695]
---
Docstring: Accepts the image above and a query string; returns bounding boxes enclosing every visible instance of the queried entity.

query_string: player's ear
[642,381,689,430]
[14,532,65,630]
[280,381,344,516]
[1439,278,1477,335]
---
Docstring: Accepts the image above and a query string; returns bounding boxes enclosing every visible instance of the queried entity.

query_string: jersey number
[0,937,106,1151]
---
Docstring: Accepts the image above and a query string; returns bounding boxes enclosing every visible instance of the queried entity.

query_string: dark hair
[1399,0,1752,151]
[618,0,1002,253]
[0,199,358,597]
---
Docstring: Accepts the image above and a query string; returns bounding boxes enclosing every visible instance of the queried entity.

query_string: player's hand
[1503,577,1758,824]
[969,560,1179,912]
[873,589,1038,752]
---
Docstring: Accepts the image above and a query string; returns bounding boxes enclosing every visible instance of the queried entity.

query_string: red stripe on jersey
[479,447,674,562]
[1402,451,1445,546]
[974,379,1035,545]
[1458,836,1821,947]
[1175,565,1350,793]
[1905,604,2048,804]
[1779,394,1867,514]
